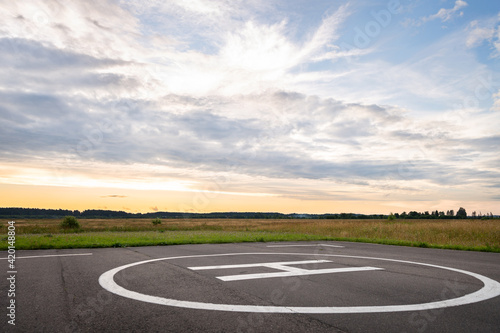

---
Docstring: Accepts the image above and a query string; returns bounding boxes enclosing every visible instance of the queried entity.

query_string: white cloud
[495,14,500,55]
[493,90,500,112]
[0,1,352,98]
[300,4,351,59]
[407,1,468,27]
[174,0,226,16]
[134,4,352,96]
[465,19,498,48]
[424,0,468,23]
[0,1,143,60]
[219,20,295,72]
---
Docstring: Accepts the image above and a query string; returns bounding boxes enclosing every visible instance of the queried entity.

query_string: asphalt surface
[2,241,500,332]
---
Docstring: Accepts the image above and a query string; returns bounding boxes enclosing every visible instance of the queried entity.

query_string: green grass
[2,230,499,252]
[1,218,499,252]
[4,231,327,250]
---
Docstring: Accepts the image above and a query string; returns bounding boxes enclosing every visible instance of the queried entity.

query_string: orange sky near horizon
[2,183,497,216]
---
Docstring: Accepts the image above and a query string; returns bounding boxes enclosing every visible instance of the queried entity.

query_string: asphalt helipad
[3,241,500,332]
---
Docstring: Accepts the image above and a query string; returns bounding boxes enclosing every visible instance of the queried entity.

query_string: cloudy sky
[1,0,499,214]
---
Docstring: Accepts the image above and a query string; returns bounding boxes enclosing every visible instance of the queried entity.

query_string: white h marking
[189,260,383,281]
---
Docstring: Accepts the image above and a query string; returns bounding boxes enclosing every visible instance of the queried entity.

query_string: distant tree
[388,213,396,221]
[448,209,454,217]
[439,211,445,217]
[409,211,420,218]
[456,207,467,219]
[471,211,477,218]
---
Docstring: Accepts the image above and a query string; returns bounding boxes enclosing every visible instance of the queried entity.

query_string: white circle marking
[99,252,500,313]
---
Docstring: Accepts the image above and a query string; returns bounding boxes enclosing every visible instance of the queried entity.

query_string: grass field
[1,218,499,252]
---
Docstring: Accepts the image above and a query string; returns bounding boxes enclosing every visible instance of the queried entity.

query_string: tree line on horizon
[390,207,495,220]
[0,207,496,219]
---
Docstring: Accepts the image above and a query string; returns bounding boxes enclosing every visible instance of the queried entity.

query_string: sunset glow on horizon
[1,1,499,215]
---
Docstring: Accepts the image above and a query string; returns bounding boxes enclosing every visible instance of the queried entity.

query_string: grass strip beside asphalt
[3,230,499,252]
[4,231,324,250]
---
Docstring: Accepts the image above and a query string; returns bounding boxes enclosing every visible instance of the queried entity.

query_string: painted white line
[189,260,331,270]
[218,266,383,282]
[0,253,93,260]
[190,260,383,281]
[267,244,344,248]
[99,252,500,314]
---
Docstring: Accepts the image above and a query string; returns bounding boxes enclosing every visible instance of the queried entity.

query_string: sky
[0,0,499,215]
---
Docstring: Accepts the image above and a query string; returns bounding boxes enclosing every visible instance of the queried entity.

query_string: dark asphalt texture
[2,241,500,332]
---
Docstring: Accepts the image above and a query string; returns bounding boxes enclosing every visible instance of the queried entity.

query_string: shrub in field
[387,213,396,221]
[152,217,162,225]
[60,216,80,229]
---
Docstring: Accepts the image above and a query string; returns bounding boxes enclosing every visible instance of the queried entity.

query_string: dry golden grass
[251,219,500,249]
